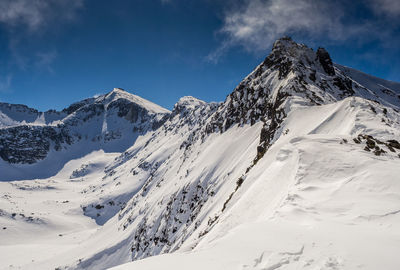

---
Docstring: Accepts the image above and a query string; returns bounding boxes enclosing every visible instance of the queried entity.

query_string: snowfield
[1,38,400,270]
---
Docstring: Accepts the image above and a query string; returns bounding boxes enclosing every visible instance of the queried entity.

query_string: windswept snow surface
[1,38,400,270]
[111,97,400,270]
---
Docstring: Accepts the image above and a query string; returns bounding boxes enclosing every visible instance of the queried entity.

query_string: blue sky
[0,0,399,111]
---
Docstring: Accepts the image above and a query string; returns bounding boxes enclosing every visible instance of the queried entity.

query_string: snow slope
[1,38,400,270]
[110,96,400,270]
[336,63,400,106]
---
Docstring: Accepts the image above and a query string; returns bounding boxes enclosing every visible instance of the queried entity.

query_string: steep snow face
[335,64,400,107]
[1,38,400,270]
[111,97,400,270]
[0,88,170,180]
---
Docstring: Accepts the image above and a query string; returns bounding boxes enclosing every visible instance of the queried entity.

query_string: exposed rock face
[62,98,95,115]
[316,47,335,76]
[0,126,71,164]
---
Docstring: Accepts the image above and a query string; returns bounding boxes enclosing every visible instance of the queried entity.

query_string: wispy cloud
[0,0,83,75]
[207,0,395,63]
[35,50,58,73]
[369,0,400,16]
[0,0,84,32]
[207,0,350,62]
[0,74,12,93]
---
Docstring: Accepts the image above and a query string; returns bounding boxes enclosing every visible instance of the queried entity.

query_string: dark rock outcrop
[316,47,335,76]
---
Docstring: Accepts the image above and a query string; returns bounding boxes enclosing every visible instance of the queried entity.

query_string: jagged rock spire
[316,47,335,76]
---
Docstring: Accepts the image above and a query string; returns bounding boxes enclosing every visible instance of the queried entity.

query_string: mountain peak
[101,88,170,115]
[111,87,127,94]
[271,36,311,56]
[113,87,125,91]
[270,37,335,77]
[173,96,206,114]
[176,96,205,107]
[272,36,295,49]
[103,88,131,102]
[259,37,316,81]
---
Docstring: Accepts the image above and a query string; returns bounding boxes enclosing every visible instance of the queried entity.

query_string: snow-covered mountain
[1,37,400,270]
[0,88,169,180]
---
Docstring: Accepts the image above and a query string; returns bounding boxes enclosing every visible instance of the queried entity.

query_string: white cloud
[224,0,347,49]
[0,0,83,31]
[207,0,371,62]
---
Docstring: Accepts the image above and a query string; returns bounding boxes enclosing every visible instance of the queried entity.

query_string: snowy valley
[1,37,400,270]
